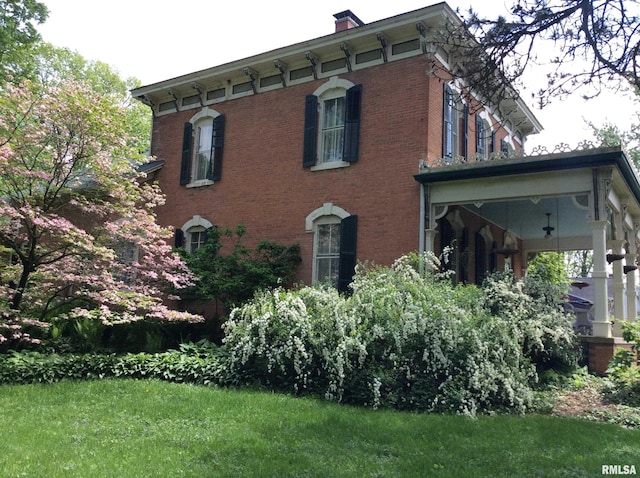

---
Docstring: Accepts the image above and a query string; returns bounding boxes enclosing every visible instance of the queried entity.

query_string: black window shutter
[303,94,318,167]
[343,84,362,162]
[209,115,225,181]
[461,104,468,160]
[491,131,496,153]
[174,228,185,249]
[337,215,358,294]
[180,122,193,185]
[442,85,452,158]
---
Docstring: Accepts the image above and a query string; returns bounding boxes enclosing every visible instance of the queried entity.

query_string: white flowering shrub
[482,271,580,373]
[221,254,580,416]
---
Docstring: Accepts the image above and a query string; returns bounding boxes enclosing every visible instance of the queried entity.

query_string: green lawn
[0,379,638,477]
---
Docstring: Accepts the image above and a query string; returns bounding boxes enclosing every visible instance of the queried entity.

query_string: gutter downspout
[419,183,426,275]
[419,183,426,255]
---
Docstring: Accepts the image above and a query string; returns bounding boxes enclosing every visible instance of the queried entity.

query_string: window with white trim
[314,218,341,286]
[443,85,458,159]
[180,108,225,187]
[193,118,213,182]
[188,226,207,253]
[475,114,491,160]
[443,85,468,161]
[303,77,362,170]
[175,215,214,254]
[306,203,358,293]
[320,92,346,163]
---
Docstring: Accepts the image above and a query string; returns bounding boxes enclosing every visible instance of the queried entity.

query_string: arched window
[442,84,468,161]
[303,77,362,170]
[175,215,214,253]
[180,108,225,186]
[475,112,492,161]
[305,203,358,292]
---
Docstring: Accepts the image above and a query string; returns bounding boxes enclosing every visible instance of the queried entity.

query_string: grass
[0,379,639,478]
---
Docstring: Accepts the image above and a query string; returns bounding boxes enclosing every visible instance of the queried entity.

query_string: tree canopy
[0,0,48,84]
[0,79,200,347]
[10,42,152,155]
[435,0,640,110]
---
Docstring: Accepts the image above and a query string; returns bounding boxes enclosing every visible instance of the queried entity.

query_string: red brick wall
[150,55,514,284]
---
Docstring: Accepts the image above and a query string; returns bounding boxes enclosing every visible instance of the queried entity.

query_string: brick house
[131,3,540,293]
[131,3,640,370]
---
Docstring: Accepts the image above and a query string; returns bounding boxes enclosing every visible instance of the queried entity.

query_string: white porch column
[590,220,612,338]
[610,239,626,336]
[424,228,438,269]
[625,267,637,325]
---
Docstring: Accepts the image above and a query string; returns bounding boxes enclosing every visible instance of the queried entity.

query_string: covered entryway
[414,146,640,371]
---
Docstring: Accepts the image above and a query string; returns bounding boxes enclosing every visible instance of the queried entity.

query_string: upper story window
[303,77,362,170]
[321,92,346,162]
[443,85,458,160]
[475,113,492,160]
[442,84,468,161]
[194,119,213,182]
[180,108,225,187]
[501,138,512,158]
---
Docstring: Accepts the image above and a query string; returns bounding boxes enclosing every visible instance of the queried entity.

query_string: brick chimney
[334,10,364,32]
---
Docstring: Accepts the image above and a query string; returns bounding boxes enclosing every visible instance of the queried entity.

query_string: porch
[414,145,640,373]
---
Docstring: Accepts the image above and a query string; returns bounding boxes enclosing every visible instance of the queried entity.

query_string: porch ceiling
[463,196,592,252]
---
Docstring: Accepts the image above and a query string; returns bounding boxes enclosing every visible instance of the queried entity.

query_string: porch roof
[414,147,640,204]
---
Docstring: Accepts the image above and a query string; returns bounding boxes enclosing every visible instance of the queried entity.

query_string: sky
[36,0,638,152]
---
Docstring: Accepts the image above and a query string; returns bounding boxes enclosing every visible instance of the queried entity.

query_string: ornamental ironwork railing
[422,140,607,170]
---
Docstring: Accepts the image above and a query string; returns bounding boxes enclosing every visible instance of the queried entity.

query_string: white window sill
[311,161,350,172]
[186,179,215,188]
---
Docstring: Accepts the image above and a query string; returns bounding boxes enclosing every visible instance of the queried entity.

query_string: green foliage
[180,225,301,308]
[26,43,152,154]
[0,350,118,384]
[590,119,640,168]
[222,254,581,415]
[565,250,594,278]
[604,320,640,407]
[0,0,48,83]
[527,252,570,287]
[0,340,222,385]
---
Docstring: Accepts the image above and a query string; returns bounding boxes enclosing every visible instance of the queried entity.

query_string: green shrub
[0,351,118,384]
[0,340,222,386]
[604,320,640,406]
[179,225,302,308]
[222,255,581,415]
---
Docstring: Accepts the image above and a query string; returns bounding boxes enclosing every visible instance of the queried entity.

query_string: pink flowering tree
[0,79,202,347]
